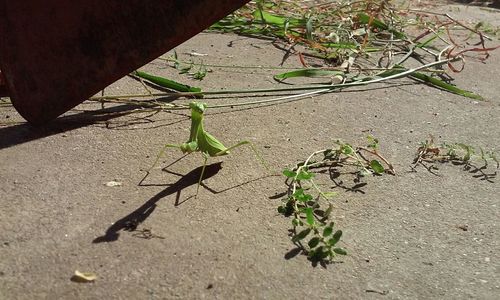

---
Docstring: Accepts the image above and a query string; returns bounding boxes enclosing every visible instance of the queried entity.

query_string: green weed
[412,136,498,182]
[172,51,209,81]
[279,137,394,263]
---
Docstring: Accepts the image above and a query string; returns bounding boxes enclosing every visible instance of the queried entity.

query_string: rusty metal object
[0,0,249,124]
[0,71,8,97]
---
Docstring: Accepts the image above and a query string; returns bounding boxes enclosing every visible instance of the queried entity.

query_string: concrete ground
[1,2,499,300]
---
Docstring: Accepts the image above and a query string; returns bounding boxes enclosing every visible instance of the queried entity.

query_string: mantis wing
[198,130,229,157]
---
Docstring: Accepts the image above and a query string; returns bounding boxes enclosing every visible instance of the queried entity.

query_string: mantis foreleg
[146,144,185,174]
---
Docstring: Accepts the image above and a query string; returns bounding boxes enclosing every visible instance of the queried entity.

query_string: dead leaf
[71,270,97,283]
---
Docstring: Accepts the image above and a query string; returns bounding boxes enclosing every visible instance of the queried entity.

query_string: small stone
[105,181,122,187]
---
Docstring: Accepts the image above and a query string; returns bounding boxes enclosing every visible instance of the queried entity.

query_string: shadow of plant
[412,137,498,183]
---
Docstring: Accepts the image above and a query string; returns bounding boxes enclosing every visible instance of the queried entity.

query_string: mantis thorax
[188,102,206,142]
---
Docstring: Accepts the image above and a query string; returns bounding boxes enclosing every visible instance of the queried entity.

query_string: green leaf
[370,160,385,174]
[305,207,315,226]
[323,226,333,237]
[132,70,202,95]
[409,71,484,100]
[282,169,297,178]
[415,32,441,48]
[173,50,180,69]
[357,13,406,39]
[333,248,347,255]
[366,135,379,149]
[274,68,344,82]
[457,143,474,161]
[377,65,485,101]
[296,170,315,181]
[341,144,354,155]
[479,147,486,161]
[305,17,313,40]
[321,42,380,52]
[292,189,313,202]
[292,188,304,198]
[292,228,311,243]
[192,67,207,80]
[328,230,343,246]
[308,246,329,260]
[252,10,304,27]
[308,237,321,248]
[300,193,313,202]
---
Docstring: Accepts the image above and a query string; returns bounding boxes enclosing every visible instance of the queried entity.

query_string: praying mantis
[145,101,268,197]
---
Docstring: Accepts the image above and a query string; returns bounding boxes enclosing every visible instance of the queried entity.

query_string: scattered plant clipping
[171,51,210,81]
[279,137,394,263]
[412,136,498,182]
[87,0,499,112]
[209,0,499,99]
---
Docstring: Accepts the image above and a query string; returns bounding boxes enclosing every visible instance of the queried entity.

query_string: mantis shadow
[152,166,279,197]
[92,162,222,243]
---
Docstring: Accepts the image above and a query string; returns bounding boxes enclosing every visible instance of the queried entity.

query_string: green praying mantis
[145,101,268,197]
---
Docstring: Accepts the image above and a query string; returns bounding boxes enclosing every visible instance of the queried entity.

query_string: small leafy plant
[412,136,499,182]
[172,51,209,81]
[279,137,394,263]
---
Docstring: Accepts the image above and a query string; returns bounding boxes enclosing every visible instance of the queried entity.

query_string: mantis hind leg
[214,141,270,172]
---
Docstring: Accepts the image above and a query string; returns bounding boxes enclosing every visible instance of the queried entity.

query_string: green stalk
[91,57,468,109]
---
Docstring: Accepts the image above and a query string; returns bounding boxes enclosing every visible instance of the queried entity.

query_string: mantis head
[189,102,207,115]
